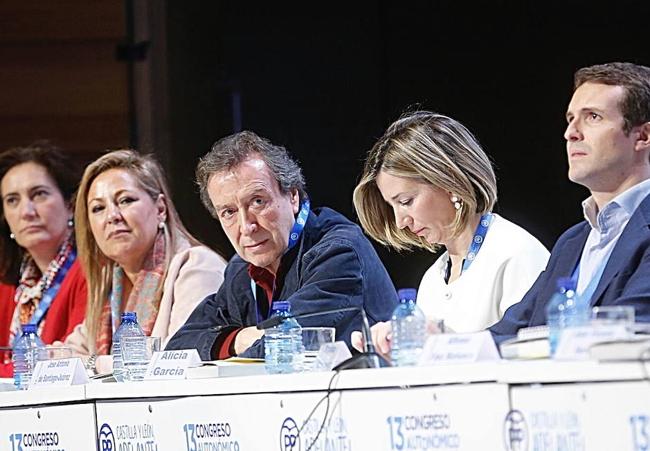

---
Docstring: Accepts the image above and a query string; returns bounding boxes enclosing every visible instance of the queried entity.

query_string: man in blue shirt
[491,62,650,343]
[167,131,397,359]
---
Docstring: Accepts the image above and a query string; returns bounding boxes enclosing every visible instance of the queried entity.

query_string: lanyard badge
[461,213,493,274]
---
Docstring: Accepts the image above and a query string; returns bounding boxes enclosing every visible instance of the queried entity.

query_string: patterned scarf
[9,230,75,343]
[95,230,166,355]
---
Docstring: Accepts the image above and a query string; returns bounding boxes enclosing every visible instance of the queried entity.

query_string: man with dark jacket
[167,131,397,359]
[491,62,650,343]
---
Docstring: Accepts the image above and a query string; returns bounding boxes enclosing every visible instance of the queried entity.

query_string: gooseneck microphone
[256,306,389,370]
[256,306,359,330]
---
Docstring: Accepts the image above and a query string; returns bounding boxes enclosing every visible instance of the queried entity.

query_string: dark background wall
[3,2,646,290]
[161,1,650,289]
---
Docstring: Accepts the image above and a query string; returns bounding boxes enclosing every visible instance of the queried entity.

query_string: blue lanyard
[287,197,310,251]
[251,197,310,322]
[29,249,77,327]
[461,213,493,274]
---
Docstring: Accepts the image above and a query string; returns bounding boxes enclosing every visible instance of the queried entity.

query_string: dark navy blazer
[491,193,650,344]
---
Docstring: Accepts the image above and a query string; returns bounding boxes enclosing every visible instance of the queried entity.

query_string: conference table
[0,359,649,450]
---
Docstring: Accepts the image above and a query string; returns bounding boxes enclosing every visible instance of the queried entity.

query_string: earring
[450,195,462,210]
[9,232,15,240]
[158,221,165,230]
[67,218,74,228]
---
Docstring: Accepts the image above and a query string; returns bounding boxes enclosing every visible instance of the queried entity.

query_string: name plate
[554,324,631,360]
[419,330,500,365]
[30,357,89,388]
[144,349,201,380]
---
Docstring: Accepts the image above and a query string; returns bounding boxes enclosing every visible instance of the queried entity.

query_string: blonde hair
[353,111,497,252]
[76,150,202,351]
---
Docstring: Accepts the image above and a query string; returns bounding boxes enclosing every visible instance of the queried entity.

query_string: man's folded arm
[165,291,242,360]
[237,242,366,358]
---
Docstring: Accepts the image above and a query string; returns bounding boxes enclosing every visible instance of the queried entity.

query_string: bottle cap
[121,311,137,322]
[21,324,37,334]
[556,277,576,291]
[270,300,291,314]
[397,288,417,302]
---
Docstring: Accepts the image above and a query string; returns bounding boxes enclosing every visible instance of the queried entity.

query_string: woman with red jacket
[0,143,87,377]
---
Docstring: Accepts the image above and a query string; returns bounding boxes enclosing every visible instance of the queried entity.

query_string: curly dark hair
[196,131,307,218]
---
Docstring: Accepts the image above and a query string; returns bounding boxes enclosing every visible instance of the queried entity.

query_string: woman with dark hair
[0,143,87,375]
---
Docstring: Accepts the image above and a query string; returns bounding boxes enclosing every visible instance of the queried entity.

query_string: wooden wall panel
[0,42,128,116]
[0,0,125,42]
[0,0,128,159]
[0,115,127,162]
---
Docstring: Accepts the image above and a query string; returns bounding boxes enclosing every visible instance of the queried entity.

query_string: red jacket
[0,260,87,377]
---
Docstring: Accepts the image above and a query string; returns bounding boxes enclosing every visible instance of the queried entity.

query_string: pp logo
[503,410,528,451]
[98,423,116,451]
[280,417,301,451]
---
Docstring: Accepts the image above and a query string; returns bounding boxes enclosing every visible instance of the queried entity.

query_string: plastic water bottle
[111,312,144,382]
[264,301,304,374]
[391,288,427,367]
[12,324,45,390]
[546,277,589,357]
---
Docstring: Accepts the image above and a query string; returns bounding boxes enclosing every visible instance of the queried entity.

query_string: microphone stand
[332,309,389,371]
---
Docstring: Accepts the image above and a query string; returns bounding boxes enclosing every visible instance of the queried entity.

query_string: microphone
[256,306,360,330]
[256,306,389,370]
